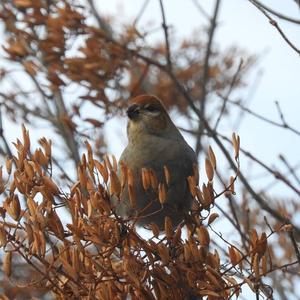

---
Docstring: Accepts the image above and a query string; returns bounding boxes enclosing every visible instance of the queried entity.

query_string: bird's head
[126,95,183,142]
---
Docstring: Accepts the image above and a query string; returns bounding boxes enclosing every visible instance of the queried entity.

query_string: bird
[113,94,198,230]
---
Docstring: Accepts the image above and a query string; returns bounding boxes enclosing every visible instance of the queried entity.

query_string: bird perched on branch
[114,94,197,230]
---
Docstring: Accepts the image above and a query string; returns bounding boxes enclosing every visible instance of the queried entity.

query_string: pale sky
[1,1,300,298]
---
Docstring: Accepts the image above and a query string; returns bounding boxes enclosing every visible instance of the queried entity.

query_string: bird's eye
[145,105,159,112]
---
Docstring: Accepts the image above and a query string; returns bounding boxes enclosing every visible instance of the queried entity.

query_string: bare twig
[191,0,210,20]
[217,95,300,137]
[279,154,300,186]
[158,0,172,70]
[0,104,13,158]
[214,59,243,130]
[195,0,221,156]
[87,0,113,36]
[133,0,151,26]
[250,0,300,24]
[248,0,300,55]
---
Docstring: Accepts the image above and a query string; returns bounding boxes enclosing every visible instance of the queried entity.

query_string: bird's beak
[126,104,140,120]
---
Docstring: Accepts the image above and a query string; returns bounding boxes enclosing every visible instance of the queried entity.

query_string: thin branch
[133,0,151,27]
[87,0,113,36]
[158,0,172,70]
[250,0,300,25]
[218,133,300,197]
[217,94,300,137]
[195,0,221,156]
[248,0,300,55]
[0,104,13,158]
[279,154,300,186]
[214,59,243,130]
[191,0,210,20]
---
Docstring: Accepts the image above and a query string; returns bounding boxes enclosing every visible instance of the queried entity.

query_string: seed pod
[163,165,171,186]
[3,251,12,277]
[112,155,118,172]
[157,243,169,265]
[164,216,173,239]
[8,195,21,221]
[104,154,113,171]
[208,213,219,225]
[128,185,136,208]
[127,168,134,188]
[208,146,216,170]
[228,246,238,265]
[149,169,158,190]
[119,161,128,189]
[261,254,268,275]
[6,158,12,175]
[27,197,38,217]
[109,170,121,197]
[232,133,240,159]
[196,225,210,247]
[202,183,213,208]
[193,164,199,186]
[43,176,60,195]
[94,160,108,183]
[253,253,260,279]
[0,226,7,247]
[150,223,160,238]
[158,183,167,205]
[205,158,214,182]
[229,176,235,194]
[77,165,87,189]
[141,168,150,190]
[173,226,182,246]
[187,176,197,197]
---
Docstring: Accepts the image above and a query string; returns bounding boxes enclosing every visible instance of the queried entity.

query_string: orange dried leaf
[128,185,136,208]
[232,133,240,159]
[42,176,60,195]
[7,195,21,221]
[95,160,108,183]
[0,226,7,247]
[149,169,158,190]
[228,246,237,265]
[261,254,268,275]
[229,176,235,194]
[112,155,118,172]
[109,170,121,197]
[3,252,12,277]
[6,158,13,175]
[163,165,171,186]
[187,176,196,197]
[104,154,113,171]
[119,161,128,189]
[253,253,260,279]
[208,213,219,225]
[196,225,210,247]
[208,146,216,170]
[205,157,214,181]
[27,197,37,216]
[141,168,150,190]
[158,183,167,205]
[193,164,199,186]
[150,223,160,238]
[164,216,173,239]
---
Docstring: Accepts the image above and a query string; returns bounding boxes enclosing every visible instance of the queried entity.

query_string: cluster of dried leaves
[0,126,285,299]
[1,0,300,299]
[0,0,255,168]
